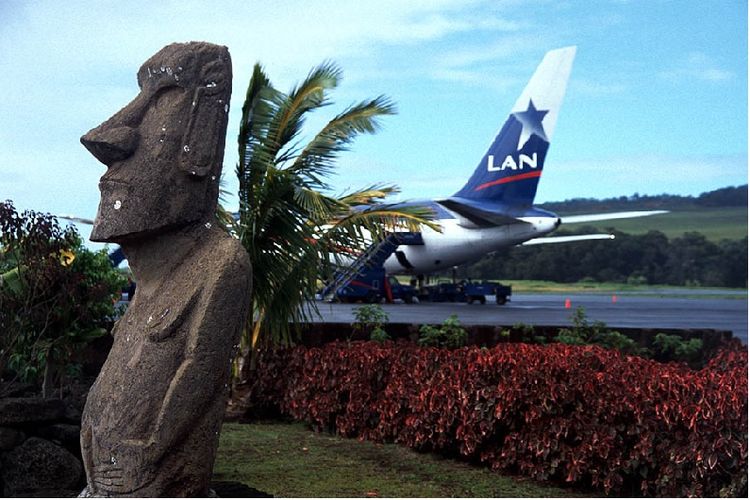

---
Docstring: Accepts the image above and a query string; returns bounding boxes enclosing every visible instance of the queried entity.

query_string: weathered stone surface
[0,426,26,450]
[79,42,252,497]
[0,397,66,425]
[0,437,83,496]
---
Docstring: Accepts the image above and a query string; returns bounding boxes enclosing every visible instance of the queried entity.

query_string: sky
[0,0,747,245]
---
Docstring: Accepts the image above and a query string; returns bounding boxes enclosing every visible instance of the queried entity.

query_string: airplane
[350,46,667,277]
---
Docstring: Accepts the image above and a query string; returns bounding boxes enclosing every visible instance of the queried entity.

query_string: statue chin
[89,222,131,244]
[89,208,171,244]
[90,217,181,244]
[89,202,149,244]
[89,183,202,244]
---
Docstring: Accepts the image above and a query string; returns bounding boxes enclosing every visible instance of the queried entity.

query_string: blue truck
[419,280,511,305]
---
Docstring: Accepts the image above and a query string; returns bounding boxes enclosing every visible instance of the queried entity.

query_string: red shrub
[244,341,747,497]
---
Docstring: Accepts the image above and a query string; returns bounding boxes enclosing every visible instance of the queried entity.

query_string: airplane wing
[522,210,667,245]
[522,233,615,245]
[59,214,95,225]
[560,210,668,224]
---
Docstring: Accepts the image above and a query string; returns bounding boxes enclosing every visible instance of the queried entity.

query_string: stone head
[82,42,232,243]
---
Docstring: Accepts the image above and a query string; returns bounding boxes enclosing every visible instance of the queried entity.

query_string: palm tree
[228,61,437,357]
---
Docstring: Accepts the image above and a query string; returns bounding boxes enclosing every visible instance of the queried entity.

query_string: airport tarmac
[311,292,748,344]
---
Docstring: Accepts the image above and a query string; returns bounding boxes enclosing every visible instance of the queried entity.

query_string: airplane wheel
[496,296,507,305]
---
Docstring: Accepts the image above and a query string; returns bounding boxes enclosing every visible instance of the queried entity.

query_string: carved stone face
[82,42,231,243]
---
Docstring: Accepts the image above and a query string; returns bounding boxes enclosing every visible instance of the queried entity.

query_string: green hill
[563,207,747,242]
[543,185,748,242]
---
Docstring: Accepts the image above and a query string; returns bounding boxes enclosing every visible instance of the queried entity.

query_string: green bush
[653,333,703,365]
[1,201,125,395]
[418,314,467,349]
[352,304,389,342]
[555,306,643,355]
[369,327,390,343]
[511,322,546,344]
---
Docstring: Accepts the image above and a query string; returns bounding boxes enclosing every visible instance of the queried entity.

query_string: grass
[502,279,747,297]
[213,421,586,498]
[563,207,748,242]
[395,276,747,297]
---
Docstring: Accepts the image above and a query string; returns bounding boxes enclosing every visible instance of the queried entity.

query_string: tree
[0,201,125,396]
[229,62,436,355]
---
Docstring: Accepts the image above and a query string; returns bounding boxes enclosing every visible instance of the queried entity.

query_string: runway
[311,291,748,344]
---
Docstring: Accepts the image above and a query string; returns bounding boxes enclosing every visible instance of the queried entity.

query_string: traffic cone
[564,298,571,309]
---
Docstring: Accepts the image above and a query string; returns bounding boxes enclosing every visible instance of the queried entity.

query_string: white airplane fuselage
[382,210,561,275]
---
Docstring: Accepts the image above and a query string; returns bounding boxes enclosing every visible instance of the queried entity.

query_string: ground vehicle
[334,268,418,303]
[418,281,465,302]
[464,281,512,305]
[418,280,511,305]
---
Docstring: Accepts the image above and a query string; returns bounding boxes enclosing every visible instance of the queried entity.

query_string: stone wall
[0,384,85,497]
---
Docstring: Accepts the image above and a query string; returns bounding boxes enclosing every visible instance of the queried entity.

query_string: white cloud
[658,51,734,83]
[537,153,748,201]
[427,34,556,91]
[571,78,627,96]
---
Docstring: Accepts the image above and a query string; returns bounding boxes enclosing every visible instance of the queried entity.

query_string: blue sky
[0,0,747,244]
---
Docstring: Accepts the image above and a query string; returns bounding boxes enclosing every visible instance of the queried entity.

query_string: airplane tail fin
[452,46,576,208]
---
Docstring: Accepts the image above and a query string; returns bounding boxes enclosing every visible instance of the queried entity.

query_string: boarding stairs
[320,232,423,301]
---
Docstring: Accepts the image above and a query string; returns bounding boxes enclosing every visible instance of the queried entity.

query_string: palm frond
[326,204,440,238]
[216,203,239,238]
[336,184,401,207]
[289,96,397,184]
[268,61,342,164]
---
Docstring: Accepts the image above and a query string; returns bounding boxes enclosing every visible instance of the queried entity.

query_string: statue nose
[81,125,139,166]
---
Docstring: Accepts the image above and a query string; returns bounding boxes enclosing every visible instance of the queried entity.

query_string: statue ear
[179,61,229,178]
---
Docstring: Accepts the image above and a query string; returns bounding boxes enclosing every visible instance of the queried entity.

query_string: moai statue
[79,42,252,497]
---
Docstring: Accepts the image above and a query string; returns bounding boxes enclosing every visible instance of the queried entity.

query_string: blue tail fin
[452,47,576,208]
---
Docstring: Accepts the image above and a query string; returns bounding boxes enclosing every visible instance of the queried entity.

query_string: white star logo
[513,100,549,150]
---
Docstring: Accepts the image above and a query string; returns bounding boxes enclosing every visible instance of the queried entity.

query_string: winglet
[511,46,576,146]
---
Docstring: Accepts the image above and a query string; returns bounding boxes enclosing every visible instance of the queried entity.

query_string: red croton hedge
[245,341,747,497]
